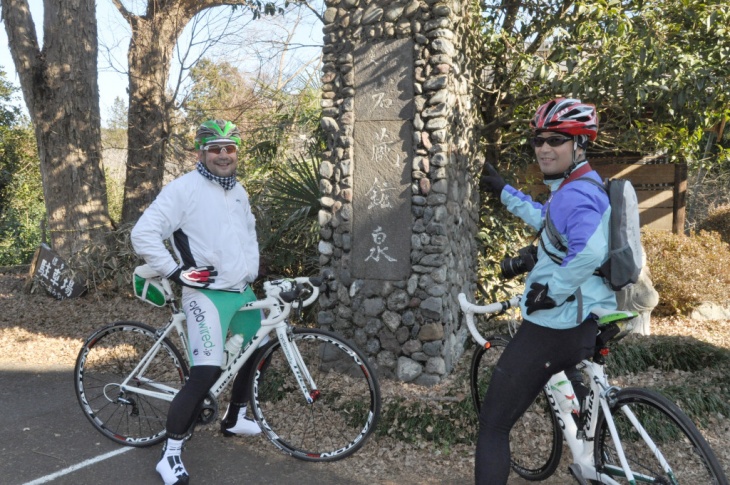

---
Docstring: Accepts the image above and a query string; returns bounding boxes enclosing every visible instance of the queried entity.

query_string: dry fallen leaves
[2,272,729,483]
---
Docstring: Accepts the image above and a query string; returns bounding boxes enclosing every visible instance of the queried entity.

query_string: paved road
[0,363,364,485]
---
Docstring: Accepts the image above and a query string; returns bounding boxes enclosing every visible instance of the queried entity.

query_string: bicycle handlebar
[458,292,521,348]
[264,270,334,308]
[133,264,334,317]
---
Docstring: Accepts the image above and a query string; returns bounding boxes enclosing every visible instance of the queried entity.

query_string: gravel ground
[2,271,729,484]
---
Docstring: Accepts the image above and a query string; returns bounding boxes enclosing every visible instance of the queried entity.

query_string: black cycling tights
[166,363,251,438]
[474,318,597,485]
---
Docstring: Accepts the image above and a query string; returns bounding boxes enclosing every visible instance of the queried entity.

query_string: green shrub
[642,229,730,315]
[0,125,45,266]
[607,334,730,375]
[477,199,533,302]
[252,147,322,278]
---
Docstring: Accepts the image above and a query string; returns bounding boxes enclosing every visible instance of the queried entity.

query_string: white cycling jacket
[131,170,259,290]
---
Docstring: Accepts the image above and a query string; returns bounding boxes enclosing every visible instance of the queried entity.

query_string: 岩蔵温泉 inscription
[352,120,412,279]
[352,39,414,280]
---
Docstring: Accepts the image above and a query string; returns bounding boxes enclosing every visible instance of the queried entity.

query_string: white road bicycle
[459,292,728,485]
[74,265,381,462]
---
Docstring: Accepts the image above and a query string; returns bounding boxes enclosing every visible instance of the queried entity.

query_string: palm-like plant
[256,145,322,277]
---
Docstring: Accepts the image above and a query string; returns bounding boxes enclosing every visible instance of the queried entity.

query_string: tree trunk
[2,0,112,259]
[115,1,248,223]
[120,14,181,223]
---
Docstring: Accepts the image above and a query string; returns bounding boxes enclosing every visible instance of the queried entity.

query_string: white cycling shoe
[156,438,189,485]
[224,416,262,436]
[221,405,262,436]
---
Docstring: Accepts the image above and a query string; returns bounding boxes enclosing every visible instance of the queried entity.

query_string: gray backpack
[543,177,643,291]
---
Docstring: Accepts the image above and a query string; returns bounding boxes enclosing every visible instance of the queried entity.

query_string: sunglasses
[204,144,238,154]
[529,136,573,148]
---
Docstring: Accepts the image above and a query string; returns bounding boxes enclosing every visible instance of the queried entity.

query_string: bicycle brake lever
[279,290,298,303]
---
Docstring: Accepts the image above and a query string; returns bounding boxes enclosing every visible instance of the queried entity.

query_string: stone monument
[316,0,482,384]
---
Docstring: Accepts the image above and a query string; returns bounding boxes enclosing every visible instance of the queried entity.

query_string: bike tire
[594,387,728,485]
[470,335,563,481]
[249,328,381,462]
[74,321,189,447]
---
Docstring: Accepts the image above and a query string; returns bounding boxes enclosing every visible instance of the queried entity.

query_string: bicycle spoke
[74,322,188,447]
[251,329,380,462]
[470,335,563,480]
[594,388,726,484]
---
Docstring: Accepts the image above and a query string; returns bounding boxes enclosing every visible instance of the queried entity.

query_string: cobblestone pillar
[317,0,482,385]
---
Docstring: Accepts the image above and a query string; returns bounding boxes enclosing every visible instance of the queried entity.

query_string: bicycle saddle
[590,307,638,325]
[592,307,639,347]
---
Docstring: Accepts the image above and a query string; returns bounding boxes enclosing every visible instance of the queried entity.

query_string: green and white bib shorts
[181,285,263,367]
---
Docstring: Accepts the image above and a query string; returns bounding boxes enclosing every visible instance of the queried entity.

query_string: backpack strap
[542,175,607,261]
[557,162,594,190]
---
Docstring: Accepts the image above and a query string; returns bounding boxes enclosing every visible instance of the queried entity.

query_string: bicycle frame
[119,277,322,407]
[458,293,676,485]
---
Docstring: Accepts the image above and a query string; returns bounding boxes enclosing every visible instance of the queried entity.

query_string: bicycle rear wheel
[250,328,381,462]
[594,387,728,484]
[471,335,563,481]
[74,321,189,447]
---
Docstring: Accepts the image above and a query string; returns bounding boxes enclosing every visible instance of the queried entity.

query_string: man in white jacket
[132,120,263,485]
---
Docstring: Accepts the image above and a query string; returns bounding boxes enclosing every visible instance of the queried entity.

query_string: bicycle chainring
[197,392,219,425]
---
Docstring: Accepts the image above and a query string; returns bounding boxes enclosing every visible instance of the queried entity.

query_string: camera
[500,245,538,279]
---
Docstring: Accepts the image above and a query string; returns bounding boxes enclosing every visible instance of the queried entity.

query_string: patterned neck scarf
[196,160,237,191]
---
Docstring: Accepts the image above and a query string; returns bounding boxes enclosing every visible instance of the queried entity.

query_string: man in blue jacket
[475,98,615,484]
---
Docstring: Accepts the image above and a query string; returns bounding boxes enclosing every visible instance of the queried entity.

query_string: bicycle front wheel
[471,335,563,481]
[594,387,728,484]
[74,321,189,447]
[250,328,381,462]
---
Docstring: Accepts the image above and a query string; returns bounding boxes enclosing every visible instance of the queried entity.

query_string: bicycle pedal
[568,464,588,485]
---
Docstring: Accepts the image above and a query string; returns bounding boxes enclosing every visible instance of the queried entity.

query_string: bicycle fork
[275,327,319,404]
[576,383,677,485]
[597,396,678,484]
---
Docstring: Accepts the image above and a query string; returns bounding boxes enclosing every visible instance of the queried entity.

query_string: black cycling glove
[479,163,506,197]
[168,266,218,289]
[525,282,557,315]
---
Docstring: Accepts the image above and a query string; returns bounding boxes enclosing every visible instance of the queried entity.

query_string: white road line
[22,447,134,485]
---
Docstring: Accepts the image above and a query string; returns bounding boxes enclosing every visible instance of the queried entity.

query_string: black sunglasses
[530,136,573,148]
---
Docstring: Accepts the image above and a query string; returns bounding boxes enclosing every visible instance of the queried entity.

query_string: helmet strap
[545,137,584,181]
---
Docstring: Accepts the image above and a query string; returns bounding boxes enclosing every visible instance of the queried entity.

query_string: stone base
[631,311,651,336]
[690,302,730,321]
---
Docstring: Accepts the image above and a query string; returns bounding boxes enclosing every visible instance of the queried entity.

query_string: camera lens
[500,257,527,279]
[499,245,538,279]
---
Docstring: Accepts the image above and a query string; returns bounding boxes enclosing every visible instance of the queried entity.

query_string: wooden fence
[519,155,687,233]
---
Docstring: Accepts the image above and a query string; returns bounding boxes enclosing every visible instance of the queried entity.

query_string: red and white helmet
[530,98,598,141]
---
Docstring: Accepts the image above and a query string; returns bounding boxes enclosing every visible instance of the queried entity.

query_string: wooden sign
[31,243,87,299]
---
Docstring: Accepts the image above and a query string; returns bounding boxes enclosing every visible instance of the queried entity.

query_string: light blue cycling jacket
[500,161,617,329]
